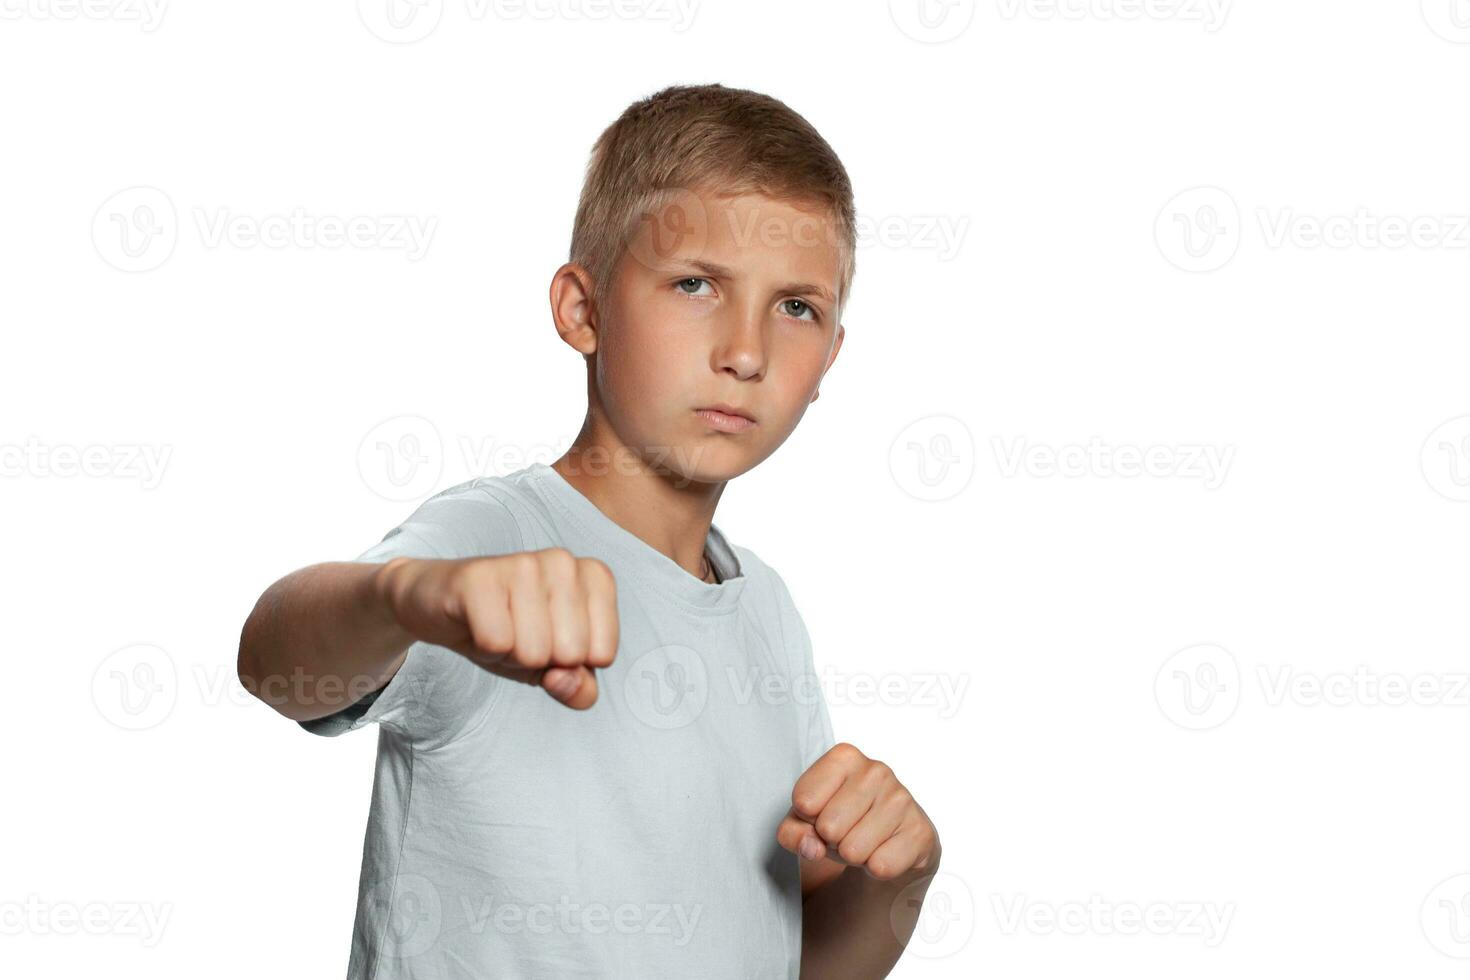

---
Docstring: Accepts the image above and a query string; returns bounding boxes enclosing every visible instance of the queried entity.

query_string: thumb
[540,664,599,710]
[776,810,829,862]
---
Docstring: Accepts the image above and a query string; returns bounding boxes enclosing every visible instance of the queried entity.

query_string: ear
[550,262,600,356]
[812,322,845,403]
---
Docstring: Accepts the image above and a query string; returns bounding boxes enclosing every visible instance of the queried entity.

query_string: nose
[712,305,767,381]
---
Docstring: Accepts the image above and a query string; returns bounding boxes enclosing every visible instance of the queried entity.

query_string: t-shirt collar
[525,462,748,613]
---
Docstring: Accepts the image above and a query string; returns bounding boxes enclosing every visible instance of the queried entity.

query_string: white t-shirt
[301,462,836,979]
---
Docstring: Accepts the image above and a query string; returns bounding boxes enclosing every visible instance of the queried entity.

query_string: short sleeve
[795,613,836,771]
[765,564,837,772]
[297,484,525,749]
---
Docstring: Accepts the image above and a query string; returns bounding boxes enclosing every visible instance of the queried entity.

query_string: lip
[694,404,757,432]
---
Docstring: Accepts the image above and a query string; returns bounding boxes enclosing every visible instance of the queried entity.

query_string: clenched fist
[374,547,619,708]
[777,742,939,882]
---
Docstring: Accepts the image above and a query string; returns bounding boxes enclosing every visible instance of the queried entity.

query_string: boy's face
[584,188,845,485]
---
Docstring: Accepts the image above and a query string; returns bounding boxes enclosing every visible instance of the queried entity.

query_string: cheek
[597,310,693,409]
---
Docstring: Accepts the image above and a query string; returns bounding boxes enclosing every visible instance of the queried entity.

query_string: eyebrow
[684,258,837,306]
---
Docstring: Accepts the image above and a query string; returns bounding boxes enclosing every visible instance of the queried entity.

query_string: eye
[781,298,819,323]
[674,277,714,297]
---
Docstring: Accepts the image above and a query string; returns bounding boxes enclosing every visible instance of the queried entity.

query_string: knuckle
[815,814,841,842]
[539,547,577,577]
[507,552,541,582]
[578,556,612,581]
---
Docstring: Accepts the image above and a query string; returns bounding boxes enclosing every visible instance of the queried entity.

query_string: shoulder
[730,542,806,626]
[359,472,546,562]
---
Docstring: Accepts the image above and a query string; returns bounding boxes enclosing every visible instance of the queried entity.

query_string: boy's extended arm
[236,549,618,721]
[236,559,417,722]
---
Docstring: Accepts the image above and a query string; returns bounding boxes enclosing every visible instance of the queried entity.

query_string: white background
[4,0,1470,976]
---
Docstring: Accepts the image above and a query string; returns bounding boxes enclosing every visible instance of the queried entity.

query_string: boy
[238,83,941,979]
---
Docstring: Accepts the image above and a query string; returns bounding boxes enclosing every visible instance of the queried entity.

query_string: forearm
[800,844,942,980]
[237,558,415,721]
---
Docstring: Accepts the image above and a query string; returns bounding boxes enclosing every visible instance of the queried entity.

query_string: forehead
[626,188,842,298]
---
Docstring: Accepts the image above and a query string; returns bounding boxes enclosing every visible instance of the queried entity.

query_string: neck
[550,416,726,583]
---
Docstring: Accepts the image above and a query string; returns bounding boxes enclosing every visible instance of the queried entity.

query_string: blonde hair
[569,83,856,316]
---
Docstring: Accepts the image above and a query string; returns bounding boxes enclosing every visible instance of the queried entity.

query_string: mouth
[694,404,757,433]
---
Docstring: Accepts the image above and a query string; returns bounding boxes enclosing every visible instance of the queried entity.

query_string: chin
[653,442,757,488]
